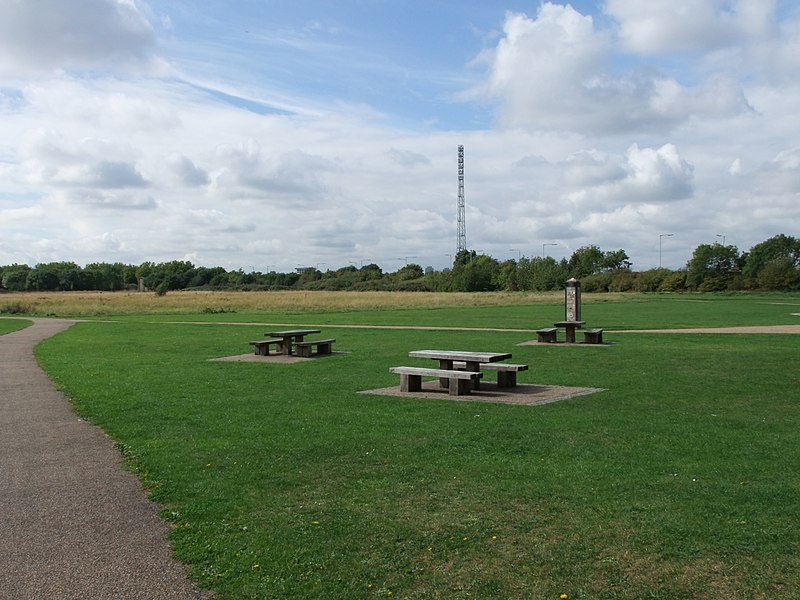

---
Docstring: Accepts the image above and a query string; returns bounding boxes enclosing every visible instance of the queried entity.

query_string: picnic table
[408,349,512,390]
[553,320,585,344]
[266,329,321,355]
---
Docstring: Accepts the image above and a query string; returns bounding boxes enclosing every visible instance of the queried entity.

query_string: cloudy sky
[1,0,798,273]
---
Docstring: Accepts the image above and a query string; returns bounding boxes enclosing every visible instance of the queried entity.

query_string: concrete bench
[295,338,335,358]
[453,361,528,388]
[249,338,285,356]
[536,327,558,343]
[389,366,483,396]
[583,328,604,344]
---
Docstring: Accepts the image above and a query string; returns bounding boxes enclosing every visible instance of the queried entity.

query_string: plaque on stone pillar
[565,278,581,321]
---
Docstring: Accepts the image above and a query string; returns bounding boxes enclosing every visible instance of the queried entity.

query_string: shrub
[660,271,687,292]
[609,271,638,292]
[581,272,614,292]
[0,302,34,314]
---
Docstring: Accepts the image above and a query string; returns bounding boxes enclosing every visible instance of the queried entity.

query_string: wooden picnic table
[408,349,512,390]
[553,320,585,343]
[266,329,321,355]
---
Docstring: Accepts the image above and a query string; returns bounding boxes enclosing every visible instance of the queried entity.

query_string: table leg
[565,326,576,343]
[438,359,453,388]
[464,361,481,389]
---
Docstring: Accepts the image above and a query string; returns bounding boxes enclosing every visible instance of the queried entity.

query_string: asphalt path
[0,318,209,599]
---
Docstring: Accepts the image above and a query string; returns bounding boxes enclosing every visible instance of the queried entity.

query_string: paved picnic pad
[363,379,604,406]
[0,318,208,600]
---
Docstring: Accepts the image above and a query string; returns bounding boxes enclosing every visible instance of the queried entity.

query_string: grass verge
[0,317,32,335]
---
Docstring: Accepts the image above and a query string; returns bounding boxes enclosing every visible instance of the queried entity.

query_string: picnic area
[3,290,799,599]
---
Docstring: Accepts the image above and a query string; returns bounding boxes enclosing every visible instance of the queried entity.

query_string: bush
[659,271,687,292]
[609,271,638,292]
[0,302,34,314]
[581,272,614,292]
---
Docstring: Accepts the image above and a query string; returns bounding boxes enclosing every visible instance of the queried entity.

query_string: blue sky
[1,1,799,272]
[156,0,610,130]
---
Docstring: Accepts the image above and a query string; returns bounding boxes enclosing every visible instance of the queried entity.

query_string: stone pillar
[137,277,145,292]
[564,277,581,321]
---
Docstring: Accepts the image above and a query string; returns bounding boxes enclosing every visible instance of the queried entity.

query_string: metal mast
[457,145,466,252]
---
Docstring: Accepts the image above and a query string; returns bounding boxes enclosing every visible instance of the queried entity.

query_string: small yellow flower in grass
[463,536,468,541]
[491,535,497,540]
[312,521,320,525]
[252,564,260,571]
[206,463,212,468]
[387,592,393,597]
[560,594,569,599]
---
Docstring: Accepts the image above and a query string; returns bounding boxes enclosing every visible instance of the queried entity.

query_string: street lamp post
[716,234,725,245]
[659,234,674,268]
[510,248,521,261]
[542,243,557,258]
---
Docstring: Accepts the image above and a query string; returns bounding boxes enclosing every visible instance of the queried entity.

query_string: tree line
[1,234,798,294]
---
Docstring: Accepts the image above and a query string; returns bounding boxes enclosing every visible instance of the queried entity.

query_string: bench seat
[583,328,604,344]
[389,366,482,396]
[295,338,336,358]
[453,361,529,388]
[536,327,558,343]
[249,338,285,356]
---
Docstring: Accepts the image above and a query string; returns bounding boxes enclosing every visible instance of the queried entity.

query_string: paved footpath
[0,318,209,599]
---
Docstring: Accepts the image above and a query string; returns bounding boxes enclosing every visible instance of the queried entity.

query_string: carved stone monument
[564,277,581,322]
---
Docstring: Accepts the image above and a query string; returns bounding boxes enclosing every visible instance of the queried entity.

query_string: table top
[268,329,321,337]
[554,320,585,327]
[409,350,512,363]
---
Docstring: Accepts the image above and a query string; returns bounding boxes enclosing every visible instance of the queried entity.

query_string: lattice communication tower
[457,145,466,252]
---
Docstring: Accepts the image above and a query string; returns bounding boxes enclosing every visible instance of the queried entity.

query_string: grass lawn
[0,317,32,335]
[31,292,800,599]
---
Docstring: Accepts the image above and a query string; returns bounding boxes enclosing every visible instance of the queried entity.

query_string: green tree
[742,234,800,290]
[26,266,60,291]
[495,259,520,291]
[686,243,741,290]
[519,256,568,291]
[601,249,632,271]
[296,267,322,287]
[395,263,424,281]
[358,264,383,282]
[84,262,126,291]
[453,249,476,267]
[1,264,32,291]
[567,246,605,278]
[451,255,500,291]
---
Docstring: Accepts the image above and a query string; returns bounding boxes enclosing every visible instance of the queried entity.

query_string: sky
[1,0,799,273]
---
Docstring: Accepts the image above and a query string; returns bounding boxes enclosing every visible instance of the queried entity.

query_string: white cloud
[471,4,759,136]
[605,0,776,55]
[0,0,158,75]
[564,144,694,214]
[168,156,209,187]
[0,3,799,272]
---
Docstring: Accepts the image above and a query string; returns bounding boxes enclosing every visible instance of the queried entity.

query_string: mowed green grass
[0,317,32,335]
[34,294,800,599]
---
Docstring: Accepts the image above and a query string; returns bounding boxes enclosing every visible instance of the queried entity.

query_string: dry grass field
[0,289,590,316]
